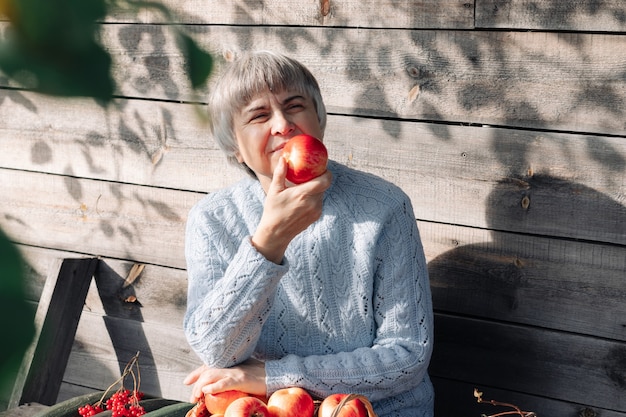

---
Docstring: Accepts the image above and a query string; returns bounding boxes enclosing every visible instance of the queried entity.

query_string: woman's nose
[270,111,295,136]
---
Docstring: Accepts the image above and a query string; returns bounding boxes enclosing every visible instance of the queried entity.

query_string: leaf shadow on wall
[93,261,162,398]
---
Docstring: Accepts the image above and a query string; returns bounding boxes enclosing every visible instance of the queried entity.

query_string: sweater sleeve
[183,200,288,368]
[264,196,434,402]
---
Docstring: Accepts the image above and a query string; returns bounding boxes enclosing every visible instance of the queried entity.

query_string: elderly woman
[183,51,434,417]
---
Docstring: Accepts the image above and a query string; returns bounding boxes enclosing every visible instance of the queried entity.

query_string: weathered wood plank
[62,311,197,402]
[476,0,626,32]
[2,25,624,135]
[430,377,626,417]
[2,95,625,244]
[16,245,187,329]
[87,259,187,330]
[105,25,626,135]
[0,169,195,269]
[13,213,614,348]
[63,305,626,411]
[430,314,626,412]
[55,384,94,404]
[329,115,626,245]
[17,246,100,304]
[3,91,624,198]
[423,221,626,341]
[2,166,625,271]
[85,221,626,343]
[106,0,475,29]
[9,258,98,407]
[0,93,243,192]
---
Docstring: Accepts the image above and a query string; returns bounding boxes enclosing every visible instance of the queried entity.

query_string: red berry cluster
[78,404,103,417]
[78,390,146,417]
[106,390,146,417]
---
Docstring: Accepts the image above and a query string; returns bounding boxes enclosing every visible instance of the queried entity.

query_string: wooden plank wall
[1,1,625,416]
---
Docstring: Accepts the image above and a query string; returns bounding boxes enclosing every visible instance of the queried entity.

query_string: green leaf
[179,33,213,89]
[0,228,35,390]
[0,0,114,100]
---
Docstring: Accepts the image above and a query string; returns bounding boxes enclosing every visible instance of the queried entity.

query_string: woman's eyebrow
[241,102,268,115]
[241,94,306,115]
[281,94,306,104]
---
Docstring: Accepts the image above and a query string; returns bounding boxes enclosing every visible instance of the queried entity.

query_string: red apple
[267,387,315,417]
[205,390,251,415]
[224,397,270,417]
[185,400,210,417]
[282,134,328,184]
[318,394,367,417]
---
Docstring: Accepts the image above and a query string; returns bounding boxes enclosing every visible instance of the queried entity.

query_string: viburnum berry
[128,404,146,417]
[79,389,145,417]
[78,353,146,417]
[106,390,146,417]
[78,404,104,417]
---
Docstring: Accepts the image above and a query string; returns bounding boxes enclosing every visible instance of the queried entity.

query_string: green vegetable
[141,402,195,417]
[32,391,108,417]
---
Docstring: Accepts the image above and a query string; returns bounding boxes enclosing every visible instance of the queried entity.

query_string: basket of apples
[187,388,377,417]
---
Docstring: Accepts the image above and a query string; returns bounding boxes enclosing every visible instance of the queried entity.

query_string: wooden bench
[3,254,195,410]
[5,258,98,410]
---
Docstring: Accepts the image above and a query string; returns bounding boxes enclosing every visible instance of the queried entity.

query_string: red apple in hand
[267,387,315,417]
[282,134,328,184]
[224,397,270,417]
[205,390,251,415]
[318,394,367,417]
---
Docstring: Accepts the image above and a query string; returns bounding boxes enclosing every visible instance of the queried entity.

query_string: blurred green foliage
[0,229,34,402]
[0,0,213,101]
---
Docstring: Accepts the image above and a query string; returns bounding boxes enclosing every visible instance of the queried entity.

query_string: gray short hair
[208,51,327,176]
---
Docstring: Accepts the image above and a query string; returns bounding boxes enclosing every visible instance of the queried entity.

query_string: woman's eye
[250,113,268,122]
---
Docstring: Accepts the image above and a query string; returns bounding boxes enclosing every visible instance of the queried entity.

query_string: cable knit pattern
[184,161,434,417]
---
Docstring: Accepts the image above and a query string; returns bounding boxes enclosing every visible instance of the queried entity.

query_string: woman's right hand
[183,359,267,403]
[252,158,332,264]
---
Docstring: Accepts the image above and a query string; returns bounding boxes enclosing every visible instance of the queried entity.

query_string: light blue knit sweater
[184,161,434,416]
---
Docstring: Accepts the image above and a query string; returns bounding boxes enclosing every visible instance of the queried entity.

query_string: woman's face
[232,88,323,191]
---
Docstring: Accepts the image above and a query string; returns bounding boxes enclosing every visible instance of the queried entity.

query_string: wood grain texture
[2,95,624,245]
[328,115,626,245]
[430,314,626,413]
[87,259,188,330]
[105,0,475,29]
[0,168,195,269]
[63,310,197,402]
[2,163,624,271]
[17,246,67,304]
[430,377,626,417]
[424,221,626,341]
[2,24,623,135]
[61,282,626,409]
[0,93,242,193]
[101,25,626,135]
[476,0,626,31]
